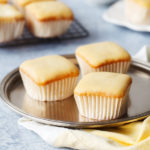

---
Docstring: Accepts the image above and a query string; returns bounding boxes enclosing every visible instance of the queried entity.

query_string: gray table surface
[0,0,150,149]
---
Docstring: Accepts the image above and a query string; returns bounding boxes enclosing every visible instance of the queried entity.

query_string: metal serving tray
[0,55,150,129]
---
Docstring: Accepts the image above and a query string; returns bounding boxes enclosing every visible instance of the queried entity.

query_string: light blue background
[0,0,150,149]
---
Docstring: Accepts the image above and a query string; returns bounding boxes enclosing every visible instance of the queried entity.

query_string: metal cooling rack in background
[0,19,89,47]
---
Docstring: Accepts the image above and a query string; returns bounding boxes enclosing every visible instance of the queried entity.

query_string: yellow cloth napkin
[85,116,150,149]
[19,116,150,150]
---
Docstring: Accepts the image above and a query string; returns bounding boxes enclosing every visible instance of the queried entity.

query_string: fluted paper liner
[20,71,78,101]
[26,10,72,38]
[75,87,130,120]
[0,20,24,43]
[76,56,130,76]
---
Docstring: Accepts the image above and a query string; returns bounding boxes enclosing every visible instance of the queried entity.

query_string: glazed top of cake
[25,1,74,21]
[76,42,131,68]
[20,55,79,85]
[0,0,7,4]
[74,72,132,98]
[0,4,24,21]
[132,0,150,8]
[13,0,55,7]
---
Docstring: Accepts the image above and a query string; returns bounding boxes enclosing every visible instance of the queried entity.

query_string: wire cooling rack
[0,19,89,47]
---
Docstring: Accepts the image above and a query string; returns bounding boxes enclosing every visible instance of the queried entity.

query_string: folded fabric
[18,46,150,150]
[133,45,150,62]
[19,117,150,150]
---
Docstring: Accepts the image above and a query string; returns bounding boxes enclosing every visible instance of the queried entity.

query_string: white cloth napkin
[18,46,150,150]
[133,45,150,62]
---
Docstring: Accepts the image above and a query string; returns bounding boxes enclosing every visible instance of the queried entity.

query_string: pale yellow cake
[12,0,55,12]
[126,0,150,24]
[25,1,74,38]
[76,42,131,75]
[0,0,7,3]
[0,4,24,42]
[0,4,24,21]
[13,0,54,7]
[74,72,132,120]
[74,72,132,98]
[20,55,79,101]
[20,55,79,85]
[25,1,73,21]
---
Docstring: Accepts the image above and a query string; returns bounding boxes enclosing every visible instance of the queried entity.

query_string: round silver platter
[0,55,150,129]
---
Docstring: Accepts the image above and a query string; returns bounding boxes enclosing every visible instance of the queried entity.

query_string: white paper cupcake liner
[76,56,130,76]
[20,71,78,101]
[75,87,130,120]
[25,10,72,38]
[0,20,24,43]
[28,20,72,38]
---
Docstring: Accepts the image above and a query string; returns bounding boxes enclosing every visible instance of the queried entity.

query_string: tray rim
[0,54,150,129]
